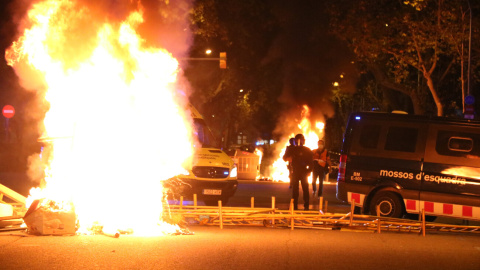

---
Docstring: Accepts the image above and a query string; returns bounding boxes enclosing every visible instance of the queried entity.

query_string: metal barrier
[0,183,27,219]
[0,184,27,231]
[163,196,480,236]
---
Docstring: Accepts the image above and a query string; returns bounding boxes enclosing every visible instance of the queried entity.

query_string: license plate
[203,189,222,195]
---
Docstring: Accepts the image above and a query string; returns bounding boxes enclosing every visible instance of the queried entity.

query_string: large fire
[6,1,194,235]
[266,105,324,182]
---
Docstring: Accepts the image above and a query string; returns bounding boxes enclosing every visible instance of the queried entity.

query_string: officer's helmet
[294,133,305,146]
[289,138,295,146]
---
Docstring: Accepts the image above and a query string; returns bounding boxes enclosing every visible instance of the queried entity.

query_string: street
[228,179,347,213]
[1,225,480,269]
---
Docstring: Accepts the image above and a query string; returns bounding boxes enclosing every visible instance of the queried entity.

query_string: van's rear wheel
[369,191,404,218]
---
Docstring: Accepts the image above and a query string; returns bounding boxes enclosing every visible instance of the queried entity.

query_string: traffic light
[219,52,227,69]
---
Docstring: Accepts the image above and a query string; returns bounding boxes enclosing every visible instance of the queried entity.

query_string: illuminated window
[237,134,247,145]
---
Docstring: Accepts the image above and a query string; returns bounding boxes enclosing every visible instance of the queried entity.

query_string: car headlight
[179,168,190,176]
[229,164,237,178]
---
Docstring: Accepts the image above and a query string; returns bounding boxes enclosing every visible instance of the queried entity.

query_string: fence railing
[163,196,480,236]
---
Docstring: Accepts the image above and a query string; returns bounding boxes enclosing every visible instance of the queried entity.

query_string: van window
[384,127,418,152]
[448,137,473,152]
[436,131,480,158]
[193,118,218,148]
[359,124,381,149]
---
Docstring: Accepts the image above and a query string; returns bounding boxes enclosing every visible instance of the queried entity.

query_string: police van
[164,104,238,206]
[336,112,480,221]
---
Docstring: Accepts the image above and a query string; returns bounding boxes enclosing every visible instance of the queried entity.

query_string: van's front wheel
[369,191,404,218]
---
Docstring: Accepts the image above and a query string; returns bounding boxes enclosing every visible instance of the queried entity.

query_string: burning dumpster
[23,200,76,236]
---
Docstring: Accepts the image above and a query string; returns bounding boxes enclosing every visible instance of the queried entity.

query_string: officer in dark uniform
[283,133,313,210]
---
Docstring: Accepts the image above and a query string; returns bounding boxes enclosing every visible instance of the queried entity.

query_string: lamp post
[462,0,474,119]
[461,0,473,116]
[466,0,472,97]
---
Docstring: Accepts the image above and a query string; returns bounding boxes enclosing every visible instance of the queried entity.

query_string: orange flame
[7,1,193,235]
[267,105,324,182]
[254,148,263,164]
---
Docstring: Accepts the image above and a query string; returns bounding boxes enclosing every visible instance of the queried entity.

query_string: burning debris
[5,0,196,236]
[21,198,193,236]
[23,199,76,236]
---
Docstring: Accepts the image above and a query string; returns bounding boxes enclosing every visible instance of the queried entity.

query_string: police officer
[312,139,331,197]
[283,133,313,210]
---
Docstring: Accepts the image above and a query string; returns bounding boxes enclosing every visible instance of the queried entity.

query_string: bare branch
[438,58,455,84]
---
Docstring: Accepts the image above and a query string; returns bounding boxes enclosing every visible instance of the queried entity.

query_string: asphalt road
[229,179,347,213]
[1,226,480,269]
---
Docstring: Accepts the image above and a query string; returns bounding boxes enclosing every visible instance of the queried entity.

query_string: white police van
[337,112,480,221]
[164,104,238,206]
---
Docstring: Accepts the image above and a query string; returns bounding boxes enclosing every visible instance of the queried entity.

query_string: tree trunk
[409,90,425,115]
[425,75,444,116]
[369,62,426,115]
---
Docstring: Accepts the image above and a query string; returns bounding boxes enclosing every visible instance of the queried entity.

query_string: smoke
[260,0,355,154]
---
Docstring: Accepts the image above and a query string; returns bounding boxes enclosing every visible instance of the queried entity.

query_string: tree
[328,0,479,116]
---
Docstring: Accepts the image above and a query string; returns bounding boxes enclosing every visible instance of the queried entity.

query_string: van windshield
[193,118,218,148]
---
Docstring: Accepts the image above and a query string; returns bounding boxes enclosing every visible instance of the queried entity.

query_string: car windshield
[193,118,218,148]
